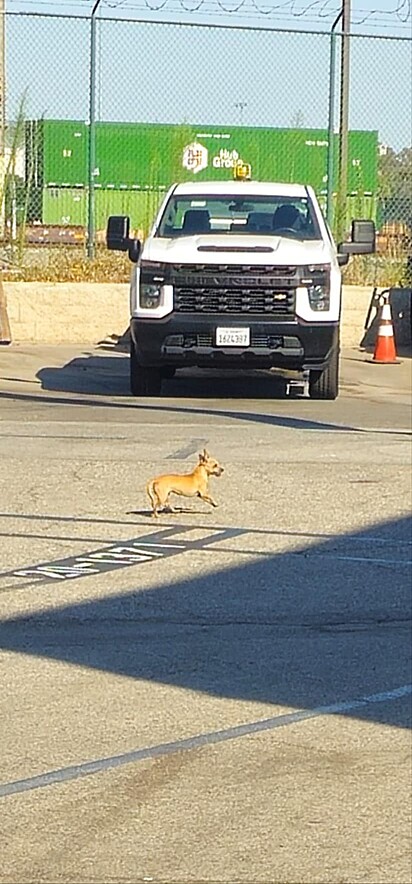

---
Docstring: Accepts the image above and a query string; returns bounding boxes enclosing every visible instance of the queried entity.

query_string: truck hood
[141,234,331,266]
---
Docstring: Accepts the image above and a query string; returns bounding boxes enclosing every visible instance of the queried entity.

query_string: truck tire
[308,348,339,400]
[130,342,162,396]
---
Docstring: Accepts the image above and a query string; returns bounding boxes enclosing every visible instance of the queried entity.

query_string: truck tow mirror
[351,219,376,250]
[107,215,130,251]
[338,219,376,259]
[106,215,141,262]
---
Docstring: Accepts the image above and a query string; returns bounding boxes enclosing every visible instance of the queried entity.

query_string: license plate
[216,327,250,347]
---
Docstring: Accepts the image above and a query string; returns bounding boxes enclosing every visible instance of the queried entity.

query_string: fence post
[87,0,102,259]
[326,9,343,229]
[336,0,351,242]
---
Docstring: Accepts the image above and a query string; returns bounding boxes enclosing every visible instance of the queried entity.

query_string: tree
[378,146,412,228]
[0,93,28,343]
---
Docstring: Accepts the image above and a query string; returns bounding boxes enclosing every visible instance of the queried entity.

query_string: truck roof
[172,180,309,198]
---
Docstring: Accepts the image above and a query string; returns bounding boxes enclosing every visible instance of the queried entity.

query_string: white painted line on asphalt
[4,528,241,584]
[128,541,187,548]
[306,554,412,566]
[0,683,410,800]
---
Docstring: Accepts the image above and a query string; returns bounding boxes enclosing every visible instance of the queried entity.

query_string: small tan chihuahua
[146,449,224,517]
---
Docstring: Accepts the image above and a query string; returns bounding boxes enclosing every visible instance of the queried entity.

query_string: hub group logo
[182,142,208,174]
[182,141,247,174]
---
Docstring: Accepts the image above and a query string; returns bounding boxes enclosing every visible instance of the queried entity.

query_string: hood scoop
[197,245,274,253]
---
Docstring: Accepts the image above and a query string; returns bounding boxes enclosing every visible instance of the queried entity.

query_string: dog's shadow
[127,508,212,518]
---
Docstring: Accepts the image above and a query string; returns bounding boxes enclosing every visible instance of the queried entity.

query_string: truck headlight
[307,284,330,311]
[140,283,162,309]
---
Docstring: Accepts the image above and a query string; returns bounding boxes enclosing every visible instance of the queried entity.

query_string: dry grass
[2,245,410,288]
[342,254,408,287]
[2,246,131,283]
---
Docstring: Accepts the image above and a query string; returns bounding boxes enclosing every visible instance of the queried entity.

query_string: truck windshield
[156,194,321,240]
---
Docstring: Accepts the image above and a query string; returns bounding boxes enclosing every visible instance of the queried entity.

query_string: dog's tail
[146,479,157,512]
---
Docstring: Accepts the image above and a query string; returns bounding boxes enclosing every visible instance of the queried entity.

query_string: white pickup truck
[107,177,376,398]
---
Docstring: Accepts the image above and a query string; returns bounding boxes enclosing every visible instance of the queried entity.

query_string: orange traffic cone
[369,294,400,364]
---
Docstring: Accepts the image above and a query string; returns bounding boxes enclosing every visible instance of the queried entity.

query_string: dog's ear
[198,451,206,463]
[202,448,210,459]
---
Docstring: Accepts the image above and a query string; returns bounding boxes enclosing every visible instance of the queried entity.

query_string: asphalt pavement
[0,345,411,884]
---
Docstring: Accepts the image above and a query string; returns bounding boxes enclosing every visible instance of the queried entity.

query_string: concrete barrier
[4,281,374,348]
[341,285,374,348]
[5,283,130,346]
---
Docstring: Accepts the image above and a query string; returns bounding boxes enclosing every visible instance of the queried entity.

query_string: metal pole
[326,9,343,228]
[0,0,5,240]
[87,0,102,259]
[337,0,351,242]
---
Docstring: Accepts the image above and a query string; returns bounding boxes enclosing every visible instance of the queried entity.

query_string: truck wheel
[130,343,162,396]
[308,349,339,400]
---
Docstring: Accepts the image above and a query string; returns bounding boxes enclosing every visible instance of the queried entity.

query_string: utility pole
[337,0,351,241]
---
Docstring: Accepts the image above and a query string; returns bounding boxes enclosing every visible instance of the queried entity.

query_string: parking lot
[0,345,411,884]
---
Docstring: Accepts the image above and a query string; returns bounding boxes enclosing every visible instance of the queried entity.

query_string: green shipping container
[41,186,376,236]
[26,120,87,188]
[27,119,378,197]
[41,187,85,226]
[41,187,165,232]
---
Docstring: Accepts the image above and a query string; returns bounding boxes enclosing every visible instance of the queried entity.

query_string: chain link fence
[2,11,411,282]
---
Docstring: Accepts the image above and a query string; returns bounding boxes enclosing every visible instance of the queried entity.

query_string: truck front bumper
[131,314,339,372]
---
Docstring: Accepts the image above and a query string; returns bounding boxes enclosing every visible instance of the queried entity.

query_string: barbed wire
[125,0,408,19]
[5,0,412,30]
[101,0,412,15]
[395,0,411,20]
[107,0,412,28]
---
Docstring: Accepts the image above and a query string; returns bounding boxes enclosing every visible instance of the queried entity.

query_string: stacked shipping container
[25,119,379,234]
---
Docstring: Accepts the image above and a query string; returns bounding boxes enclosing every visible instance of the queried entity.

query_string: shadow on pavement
[0,384,364,434]
[1,348,409,434]
[0,512,411,730]
[36,350,293,400]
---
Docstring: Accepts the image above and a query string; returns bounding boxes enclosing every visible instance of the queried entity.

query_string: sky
[4,0,412,151]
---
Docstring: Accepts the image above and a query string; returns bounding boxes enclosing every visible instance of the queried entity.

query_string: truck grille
[171,264,297,316]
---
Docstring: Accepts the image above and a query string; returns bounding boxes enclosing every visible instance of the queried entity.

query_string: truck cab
[107,177,375,398]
